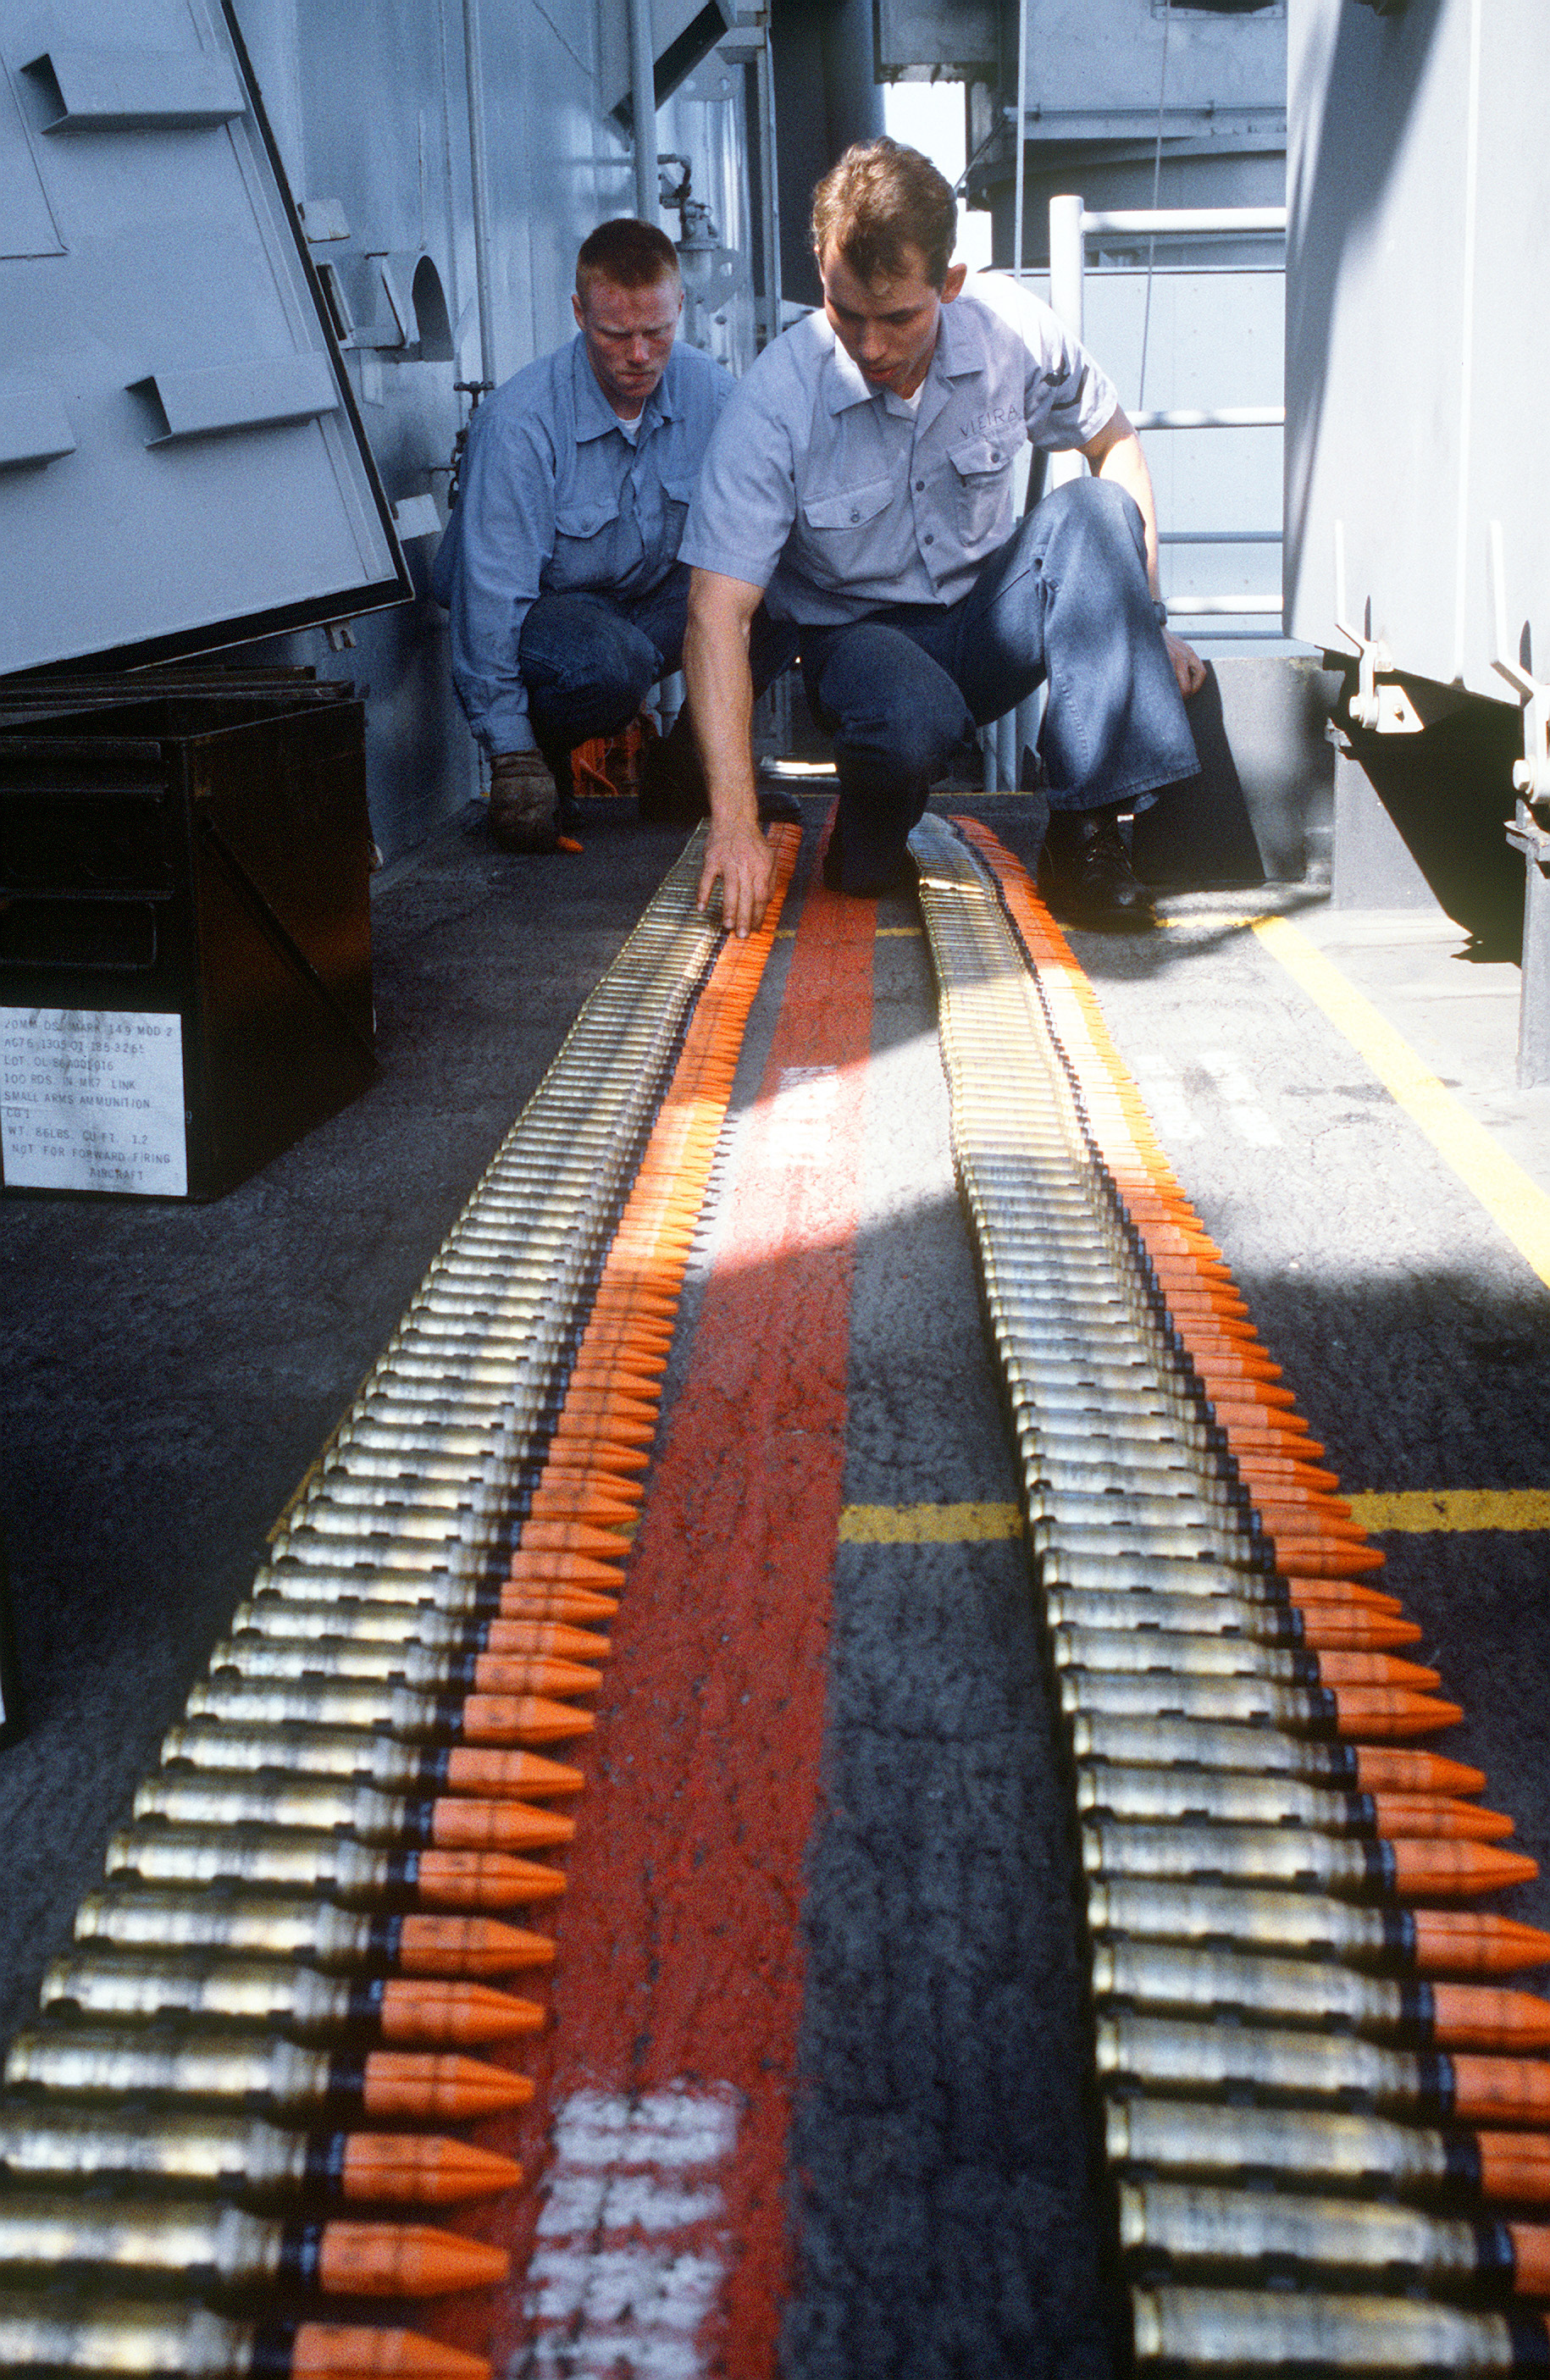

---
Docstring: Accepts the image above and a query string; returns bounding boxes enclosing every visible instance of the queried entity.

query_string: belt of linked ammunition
[0,827,799,2380]
[911,814,1549,2378]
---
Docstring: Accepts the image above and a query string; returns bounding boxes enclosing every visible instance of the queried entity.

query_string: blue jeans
[518,562,796,772]
[799,478,1199,892]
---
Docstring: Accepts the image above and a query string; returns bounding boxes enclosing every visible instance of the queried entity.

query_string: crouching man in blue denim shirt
[679,140,1207,935]
[433,217,795,852]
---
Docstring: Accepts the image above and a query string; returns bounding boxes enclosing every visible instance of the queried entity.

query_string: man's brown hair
[576,217,681,299]
[810,137,959,291]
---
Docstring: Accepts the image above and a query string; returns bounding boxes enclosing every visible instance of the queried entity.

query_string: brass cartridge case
[41,1951,396,2037]
[1104,2097,1459,2198]
[1074,1766,1378,1836]
[1087,1876,1402,1964]
[1055,1631,1312,1684]
[0,2291,314,2377]
[1131,2285,1525,2372]
[0,2108,324,2197]
[1081,1818,1389,1896]
[158,1719,448,1792]
[185,1676,459,1739]
[1049,1590,1300,1644]
[1095,2011,1426,2110]
[1027,1491,1227,1535]
[1060,1673,1339,1731]
[1091,1940,1414,2035]
[5,2029,352,2113]
[0,2193,321,2288]
[75,1889,393,1971]
[1116,2178,1499,2289]
[130,1774,565,1850]
[202,1636,600,1695]
[104,1825,419,1903]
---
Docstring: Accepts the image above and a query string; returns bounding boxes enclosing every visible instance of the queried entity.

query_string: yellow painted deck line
[1252,912,1550,1292]
[1348,1489,1550,1534]
[840,1494,1550,1543]
[840,1502,1024,1543]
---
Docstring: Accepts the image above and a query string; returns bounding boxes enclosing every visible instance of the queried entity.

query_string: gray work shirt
[678,273,1119,624]
[432,335,733,752]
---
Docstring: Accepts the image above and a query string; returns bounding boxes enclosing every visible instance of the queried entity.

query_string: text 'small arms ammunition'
[0,2290,493,2378]
[0,2195,509,2298]
[0,2106,521,2203]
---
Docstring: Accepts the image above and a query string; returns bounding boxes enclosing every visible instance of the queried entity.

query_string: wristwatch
[1152,598,1169,628]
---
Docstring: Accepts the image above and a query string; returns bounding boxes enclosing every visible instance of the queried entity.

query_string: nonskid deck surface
[2,789,1548,2378]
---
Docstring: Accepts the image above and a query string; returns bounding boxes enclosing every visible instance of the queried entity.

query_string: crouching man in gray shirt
[679,138,1206,934]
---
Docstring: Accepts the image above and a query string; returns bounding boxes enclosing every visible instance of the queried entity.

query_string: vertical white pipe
[628,0,658,223]
[1047,193,1083,337]
[1012,0,1030,281]
[461,0,495,384]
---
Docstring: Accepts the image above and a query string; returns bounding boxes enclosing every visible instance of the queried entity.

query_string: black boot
[1038,806,1157,930]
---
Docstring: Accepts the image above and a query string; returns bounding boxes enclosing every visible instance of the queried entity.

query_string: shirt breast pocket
[551,494,624,589]
[798,475,895,584]
[948,430,1022,550]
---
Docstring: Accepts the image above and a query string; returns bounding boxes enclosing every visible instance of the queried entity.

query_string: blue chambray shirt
[678,273,1119,624]
[432,335,733,752]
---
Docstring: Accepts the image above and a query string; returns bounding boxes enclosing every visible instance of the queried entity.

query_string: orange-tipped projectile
[1388,1840,1540,1899]
[479,1620,610,1660]
[457,1696,595,1747]
[316,2222,508,2297]
[1371,1794,1514,1842]
[1297,1610,1423,1651]
[377,1979,545,2045]
[463,1654,601,1697]
[360,2051,534,2119]
[505,1551,626,1589]
[1289,1582,1405,1613]
[1276,1541,1389,1577]
[1431,1987,1550,2054]
[1452,2056,1550,2128]
[1353,1747,1488,1796]
[441,1748,585,1800]
[412,1851,567,1908]
[396,1915,554,1976]
[495,1583,618,1619]
[291,2322,491,2377]
[1479,2134,1550,2201]
[340,2133,523,2204]
[1331,1687,1464,1737]
[427,1798,575,1852]
[1315,1652,1442,1689]
[517,1520,639,1558]
[1413,1911,1550,1975]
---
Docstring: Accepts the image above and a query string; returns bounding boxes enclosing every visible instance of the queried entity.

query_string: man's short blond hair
[810,137,958,291]
[575,217,682,302]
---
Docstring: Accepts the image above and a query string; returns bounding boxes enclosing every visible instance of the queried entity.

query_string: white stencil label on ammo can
[1,1008,187,1196]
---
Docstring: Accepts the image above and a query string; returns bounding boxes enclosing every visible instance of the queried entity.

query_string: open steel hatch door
[0,0,412,678]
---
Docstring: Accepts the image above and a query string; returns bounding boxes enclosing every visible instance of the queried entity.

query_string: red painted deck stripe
[486,832,876,2378]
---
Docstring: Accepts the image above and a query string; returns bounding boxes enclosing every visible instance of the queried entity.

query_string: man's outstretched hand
[1164,627,1208,700]
[696,813,776,940]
